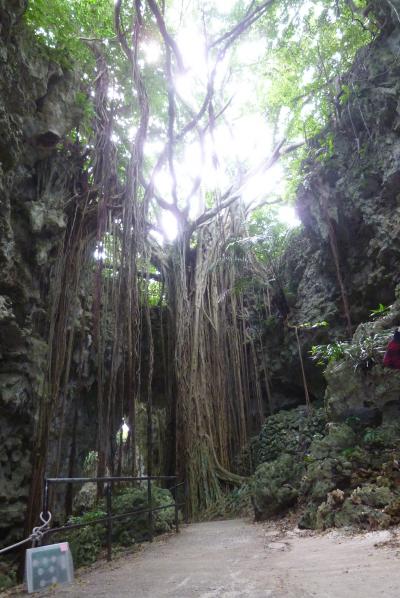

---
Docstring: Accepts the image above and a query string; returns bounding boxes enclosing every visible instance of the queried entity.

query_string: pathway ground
[8,518,400,597]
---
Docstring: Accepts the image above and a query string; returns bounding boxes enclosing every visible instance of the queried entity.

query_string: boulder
[252,453,304,520]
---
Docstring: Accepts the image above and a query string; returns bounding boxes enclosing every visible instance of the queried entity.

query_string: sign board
[25,542,74,593]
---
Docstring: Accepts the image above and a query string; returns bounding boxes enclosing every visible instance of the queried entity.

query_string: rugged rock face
[326,290,400,424]
[295,5,400,324]
[263,3,400,409]
[251,3,400,532]
[0,0,90,547]
[252,399,400,531]
[252,405,327,466]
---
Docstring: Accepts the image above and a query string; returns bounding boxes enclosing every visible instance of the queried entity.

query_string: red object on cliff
[383,330,400,369]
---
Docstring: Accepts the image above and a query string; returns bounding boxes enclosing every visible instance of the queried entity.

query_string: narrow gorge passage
[10,519,400,598]
[4,1,400,594]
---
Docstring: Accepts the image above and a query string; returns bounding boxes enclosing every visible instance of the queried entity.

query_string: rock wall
[295,2,400,322]
[250,3,400,531]
[325,287,400,424]
[0,1,94,547]
[263,2,400,409]
[252,401,400,530]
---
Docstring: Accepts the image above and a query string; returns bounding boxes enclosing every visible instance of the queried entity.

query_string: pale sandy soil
[6,518,400,597]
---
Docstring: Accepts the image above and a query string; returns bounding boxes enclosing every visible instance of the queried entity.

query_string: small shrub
[111,485,175,543]
[0,563,17,592]
[68,524,104,567]
[53,486,174,569]
[310,342,348,366]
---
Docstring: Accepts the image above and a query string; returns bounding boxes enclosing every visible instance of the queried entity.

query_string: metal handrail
[42,475,188,561]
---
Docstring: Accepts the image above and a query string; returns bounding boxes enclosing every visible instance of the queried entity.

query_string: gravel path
[9,518,400,597]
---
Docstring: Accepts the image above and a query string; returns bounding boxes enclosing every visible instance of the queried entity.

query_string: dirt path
[9,519,400,597]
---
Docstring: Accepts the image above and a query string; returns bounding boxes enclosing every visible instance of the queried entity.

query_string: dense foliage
[24,0,375,211]
[311,331,391,371]
[55,486,175,568]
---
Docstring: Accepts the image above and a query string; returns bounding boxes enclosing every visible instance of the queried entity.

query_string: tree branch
[147,0,185,72]
[188,139,304,234]
[210,0,276,51]
[114,0,133,62]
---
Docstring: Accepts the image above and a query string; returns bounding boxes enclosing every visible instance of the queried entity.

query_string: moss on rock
[249,402,400,532]
[252,453,304,520]
[253,406,327,467]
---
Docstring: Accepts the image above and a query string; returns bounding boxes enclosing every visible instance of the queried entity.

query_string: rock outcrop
[326,291,400,424]
[251,2,400,531]
[0,0,90,548]
[252,399,400,531]
[262,1,400,409]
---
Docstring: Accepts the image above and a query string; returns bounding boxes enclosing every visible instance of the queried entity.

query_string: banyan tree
[20,0,373,531]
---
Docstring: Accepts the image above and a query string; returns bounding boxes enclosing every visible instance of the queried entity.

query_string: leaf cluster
[247,206,298,263]
[252,0,375,199]
[311,331,391,371]
[310,340,348,366]
[370,303,390,318]
[258,0,373,137]
[25,0,115,68]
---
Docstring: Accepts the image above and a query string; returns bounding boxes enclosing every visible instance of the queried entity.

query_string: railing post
[184,478,189,524]
[43,478,49,520]
[147,478,153,542]
[106,482,112,561]
[174,483,179,534]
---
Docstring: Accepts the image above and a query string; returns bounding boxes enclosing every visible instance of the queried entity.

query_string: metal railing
[41,475,188,561]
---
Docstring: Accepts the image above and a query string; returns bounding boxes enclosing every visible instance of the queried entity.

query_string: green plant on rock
[298,321,329,330]
[311,331,391,371]
[316,132,336,164]
[370,303,390,318]
[310,341,348,366]
[346,333,391,371]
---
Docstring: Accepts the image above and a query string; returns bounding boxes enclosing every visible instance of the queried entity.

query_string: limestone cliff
[250,2,400,531]
[263,1,400,408]
[0,0,91,547]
